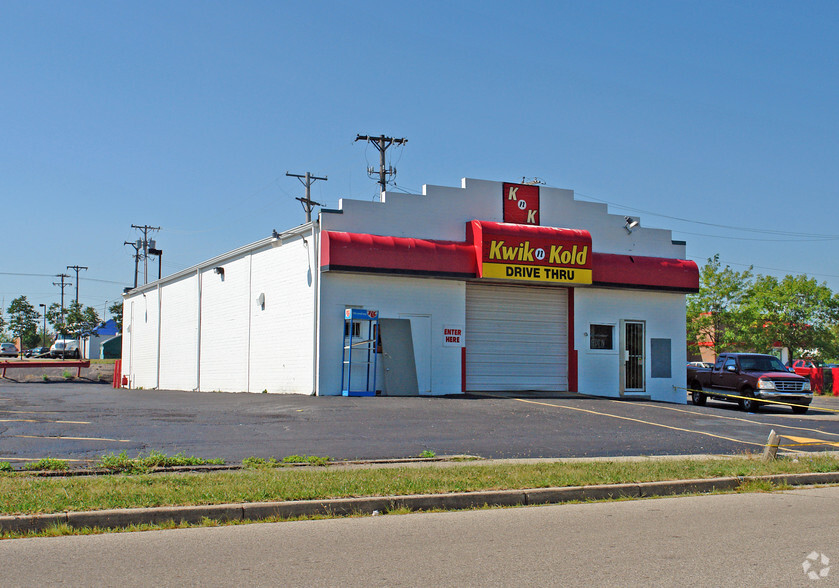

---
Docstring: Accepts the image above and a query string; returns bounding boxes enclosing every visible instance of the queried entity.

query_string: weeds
[97,451,225,473]
[62,371,74,380]
[242,455,331,469]
[23,458,69,471]
[0,462,12,472]
[419,450,436,458]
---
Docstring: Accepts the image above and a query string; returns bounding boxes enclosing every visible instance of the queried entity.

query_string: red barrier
[0,360,89,378]
[811,368,824,394]
[112,359,122,388]
[832,367,839,397]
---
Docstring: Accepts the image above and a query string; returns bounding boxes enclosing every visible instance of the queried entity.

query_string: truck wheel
[740,387,760,413]
[691,382,707,406]
[791,405,809,415]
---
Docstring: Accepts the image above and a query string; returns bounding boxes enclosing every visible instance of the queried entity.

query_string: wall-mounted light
[213,266,225,277]
[271,229,282,247]
[624,216,640,234]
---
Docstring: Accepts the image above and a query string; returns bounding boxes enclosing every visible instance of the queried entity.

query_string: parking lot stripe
[605,400,839,439]
[0,457,84,462]
[779,435,839,449]
[13,435,130,442]
[0,419,91,424]
[511,397,770,449]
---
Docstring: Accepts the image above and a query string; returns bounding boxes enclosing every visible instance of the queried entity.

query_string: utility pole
[52,273,72,337]
[286,171,326,223]
[66,265,88,306]
[355,134,408,195]
[131,224,160,285]
[124,240,142,288]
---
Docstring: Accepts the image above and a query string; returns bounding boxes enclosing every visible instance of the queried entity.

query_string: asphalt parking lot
[2,381,839,466]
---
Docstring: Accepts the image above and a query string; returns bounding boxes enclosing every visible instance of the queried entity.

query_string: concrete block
[638,477,740,497]
[0,513,68,534]
[67,504,243,530]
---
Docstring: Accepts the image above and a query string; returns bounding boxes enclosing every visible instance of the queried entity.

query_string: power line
[574,191,838,239]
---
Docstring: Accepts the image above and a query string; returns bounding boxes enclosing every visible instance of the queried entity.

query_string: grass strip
[1,454,838,516]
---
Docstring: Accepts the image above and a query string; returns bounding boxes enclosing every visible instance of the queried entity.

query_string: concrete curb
[3,472,838,534]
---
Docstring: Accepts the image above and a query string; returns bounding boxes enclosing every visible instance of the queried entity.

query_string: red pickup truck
[687,353,812,414]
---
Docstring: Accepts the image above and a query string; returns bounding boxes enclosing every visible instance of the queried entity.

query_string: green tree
[45,303,64,337]
[64,301,101,339]
[748,274,839,362]
[108,301,123,331]
[7,296,39,351]
[686,255,755,357]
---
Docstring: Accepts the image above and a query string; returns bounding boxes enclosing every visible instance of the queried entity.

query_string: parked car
[0,342,18,358]
[24,346,51,358]
[687,361,713,368]
[687,353,811,413]
[49,339,80,359]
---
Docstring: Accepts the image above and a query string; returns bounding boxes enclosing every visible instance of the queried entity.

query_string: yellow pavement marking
[505,396,774,450]
[13,435,130,442]
[0,457,85,462]
[0,419,90,424]
[606,400,839,439]
[779,435,839,449]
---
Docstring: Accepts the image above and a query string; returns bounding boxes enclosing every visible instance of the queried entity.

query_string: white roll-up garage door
[465,283,568,391]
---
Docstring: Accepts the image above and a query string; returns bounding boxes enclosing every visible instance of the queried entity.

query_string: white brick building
[121,178,698,402]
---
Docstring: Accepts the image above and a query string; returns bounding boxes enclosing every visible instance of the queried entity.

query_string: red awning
[321,227,699,292]
[321,231,477,277]
[593,253,699,292]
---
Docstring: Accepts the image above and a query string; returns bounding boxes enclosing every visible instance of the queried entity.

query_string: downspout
[312,218,320,395]
[195,268,202,391]
[247,253,253,393]
[156,283,162,389]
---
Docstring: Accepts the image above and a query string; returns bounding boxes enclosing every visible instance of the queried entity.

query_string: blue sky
[1,1,837,322]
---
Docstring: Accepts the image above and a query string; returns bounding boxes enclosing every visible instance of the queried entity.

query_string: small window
[344,321,361,338]
[590,325,614,350]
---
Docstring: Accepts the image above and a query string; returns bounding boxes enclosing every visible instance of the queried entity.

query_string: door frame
[619,319,647,397]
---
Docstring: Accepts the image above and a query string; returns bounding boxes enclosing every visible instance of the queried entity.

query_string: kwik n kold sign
[467,220,593,285]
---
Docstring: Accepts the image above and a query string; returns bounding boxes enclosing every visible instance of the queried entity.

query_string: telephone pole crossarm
[354,134,408,195]
[286,171,327,223]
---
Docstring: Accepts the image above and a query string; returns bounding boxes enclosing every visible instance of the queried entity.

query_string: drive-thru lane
[1,382,839,464]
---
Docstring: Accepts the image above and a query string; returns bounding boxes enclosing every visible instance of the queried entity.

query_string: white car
[0,342,18,358]
[50,339,80,359]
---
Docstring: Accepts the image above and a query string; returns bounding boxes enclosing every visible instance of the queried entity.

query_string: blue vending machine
[341,308,379,396]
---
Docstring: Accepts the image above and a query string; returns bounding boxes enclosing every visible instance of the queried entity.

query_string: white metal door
[466,283,568,391]
[399,314,431,394]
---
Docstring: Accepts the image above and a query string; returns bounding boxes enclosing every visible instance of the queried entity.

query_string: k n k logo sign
[503,183,539,225]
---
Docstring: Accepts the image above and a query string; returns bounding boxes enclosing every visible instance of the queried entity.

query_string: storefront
[122,178,698,403]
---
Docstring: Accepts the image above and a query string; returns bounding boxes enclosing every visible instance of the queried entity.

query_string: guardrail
[0,360,90,378]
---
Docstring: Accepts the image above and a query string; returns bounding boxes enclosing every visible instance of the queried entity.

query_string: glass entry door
[622,320,645,392]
